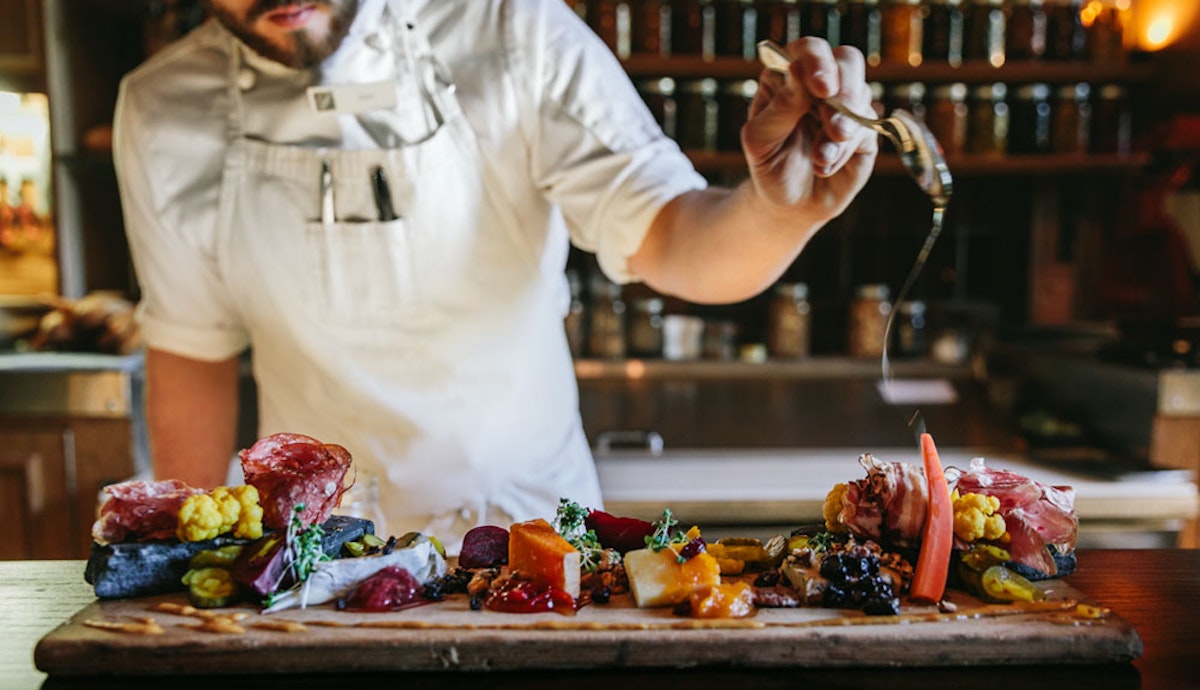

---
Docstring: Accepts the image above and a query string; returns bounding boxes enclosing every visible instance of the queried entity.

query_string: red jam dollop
[484,578,576,615]
[341,566,424,612]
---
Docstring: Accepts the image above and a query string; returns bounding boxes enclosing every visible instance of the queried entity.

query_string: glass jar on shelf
[1009,82,1053,154]
[768,282,812,359]
[964,0,1006,67]
[628,297,666,358]
[800,0,843,45]
[924,0,965,66]
[632,0,672,56]
[881,0,925,67]
[588,279,627,359]
[714,0,759,59]
[1006,0,1047,61]
[894,300,928,358]
[848,284,892,358]
[564,269,587,358]
[1085,0,1129,65]
[592,1,633,58]
[718,79,757,151]
[757,0,802,46]
[967,82,1009,154]
[927,82,969,156]
[887,81,927,123]
[672,0,717,58]
[1091,83,1132,155]
[703,320,740,360]
[638,77,679,141]
[676,78,720,151]
[1050,82,1091,154]
[1046,0,1086,61]
[842,0,883,66]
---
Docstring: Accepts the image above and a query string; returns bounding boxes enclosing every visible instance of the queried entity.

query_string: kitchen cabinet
[0,0,44,92]
[0,354,145,560]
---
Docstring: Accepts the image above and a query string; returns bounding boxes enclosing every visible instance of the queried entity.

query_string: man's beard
[206,0,359,69]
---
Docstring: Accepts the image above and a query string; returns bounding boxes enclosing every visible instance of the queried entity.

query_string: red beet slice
[458,525,509,568]
[585,509,654,554]
[229,533,287,596]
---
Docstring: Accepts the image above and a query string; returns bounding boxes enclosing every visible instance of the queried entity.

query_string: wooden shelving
[686,151,1150,175]
[622,55,1156,85]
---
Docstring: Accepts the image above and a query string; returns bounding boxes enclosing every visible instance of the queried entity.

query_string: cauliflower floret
[952,491,1007,543]
[228,485,263,540]
[177,494,225,542]
[176,486,263,542]
[823,483,849,533]
[209,487,242,534]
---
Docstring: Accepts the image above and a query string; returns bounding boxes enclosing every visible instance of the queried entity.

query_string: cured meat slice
[952,457,1078,576]
[240,433,353,530]
[91,479,205,545]
[836,455,928,544]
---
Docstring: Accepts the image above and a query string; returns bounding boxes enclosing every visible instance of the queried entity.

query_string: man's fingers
[784,37,839,100]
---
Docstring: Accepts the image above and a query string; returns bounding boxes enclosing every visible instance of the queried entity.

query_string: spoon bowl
[755,40,953,207]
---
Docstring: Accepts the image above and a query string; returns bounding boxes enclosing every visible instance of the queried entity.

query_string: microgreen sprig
[644,508,689,553]
[553,498,608,573]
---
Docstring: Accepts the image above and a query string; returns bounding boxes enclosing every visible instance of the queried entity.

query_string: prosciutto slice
[91,479,204,545]
[952,457,1078,576]
[240,433,353,530]
[836,454,928,543]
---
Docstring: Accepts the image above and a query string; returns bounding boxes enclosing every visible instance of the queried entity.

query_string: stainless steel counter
[0,351,148,473]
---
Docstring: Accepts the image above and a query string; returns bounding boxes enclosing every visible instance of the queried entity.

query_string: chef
[114,0,878,549]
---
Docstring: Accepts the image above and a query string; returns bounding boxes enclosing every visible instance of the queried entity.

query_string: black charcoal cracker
[84,515,375,599]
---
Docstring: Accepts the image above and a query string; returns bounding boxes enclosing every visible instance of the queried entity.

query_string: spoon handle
[754,40,888,134]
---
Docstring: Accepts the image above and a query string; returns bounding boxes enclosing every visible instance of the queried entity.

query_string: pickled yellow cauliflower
[823,483,849,533]
[952,491,1007,543]
[177,494,225,542]
[176,486,263,542]
[227,485,263,540]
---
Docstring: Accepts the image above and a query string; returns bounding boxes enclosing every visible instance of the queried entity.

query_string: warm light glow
[1146,15,1174,49]
[624,360,646,379]
[1133,0,1200,51]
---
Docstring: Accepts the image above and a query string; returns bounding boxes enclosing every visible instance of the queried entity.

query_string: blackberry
[591,585,612,604]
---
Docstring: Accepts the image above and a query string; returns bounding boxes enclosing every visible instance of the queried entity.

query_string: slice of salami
[91,479,205,545]
[239,433,353,530]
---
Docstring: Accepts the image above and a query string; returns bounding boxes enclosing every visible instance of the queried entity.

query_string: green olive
[188,545,244,569]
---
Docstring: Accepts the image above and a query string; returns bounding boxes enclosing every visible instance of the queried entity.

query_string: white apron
[213,5,601,550]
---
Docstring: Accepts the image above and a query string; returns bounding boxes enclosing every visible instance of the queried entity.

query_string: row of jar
[567,277,947,362]
[639,76,1132,155]
[567,0,1129,67]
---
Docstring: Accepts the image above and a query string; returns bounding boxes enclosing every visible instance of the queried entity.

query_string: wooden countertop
[3,550,1197,690]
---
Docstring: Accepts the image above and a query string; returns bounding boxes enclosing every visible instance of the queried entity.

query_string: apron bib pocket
[306,218,416,325]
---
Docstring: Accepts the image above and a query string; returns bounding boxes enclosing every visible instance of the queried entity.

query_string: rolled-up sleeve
[114,72,250,361]
[509,0,707,284]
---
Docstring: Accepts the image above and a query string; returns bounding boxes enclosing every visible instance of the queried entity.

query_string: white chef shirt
[113,0,707,536]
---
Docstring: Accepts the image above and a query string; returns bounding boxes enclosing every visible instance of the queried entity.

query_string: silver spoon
[755,40,953,207]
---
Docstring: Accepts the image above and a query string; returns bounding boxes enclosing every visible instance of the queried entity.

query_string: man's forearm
[145,348,240,488]
[628,182,826,304]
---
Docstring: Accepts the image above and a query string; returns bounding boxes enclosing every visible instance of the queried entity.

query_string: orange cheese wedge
[507,518,581,599]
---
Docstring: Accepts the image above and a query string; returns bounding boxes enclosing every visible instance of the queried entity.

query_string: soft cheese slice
[508,518,581,599]
[624,547,721,608]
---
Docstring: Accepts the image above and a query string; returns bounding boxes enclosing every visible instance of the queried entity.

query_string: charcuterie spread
[36,432,1141,675]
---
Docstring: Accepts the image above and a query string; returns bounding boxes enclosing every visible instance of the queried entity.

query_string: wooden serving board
[35,578,1141,675]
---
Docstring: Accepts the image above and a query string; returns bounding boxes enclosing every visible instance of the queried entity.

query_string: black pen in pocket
[371,165,399,221]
